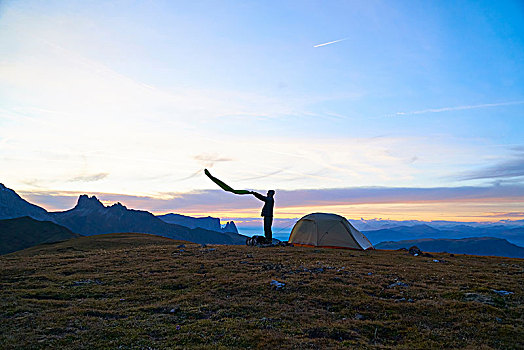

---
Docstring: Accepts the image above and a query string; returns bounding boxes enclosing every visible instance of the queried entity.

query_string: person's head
[267,190,275,197]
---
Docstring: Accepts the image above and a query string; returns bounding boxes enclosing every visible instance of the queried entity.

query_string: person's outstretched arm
[250,191,267,202]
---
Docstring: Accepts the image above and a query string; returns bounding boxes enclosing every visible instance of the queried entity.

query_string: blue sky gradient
[1,0,523,222]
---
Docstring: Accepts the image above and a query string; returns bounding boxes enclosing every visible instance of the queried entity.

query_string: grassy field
[1,233,523,349]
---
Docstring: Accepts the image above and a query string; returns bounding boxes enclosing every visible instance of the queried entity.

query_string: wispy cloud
[389,101,524,117]
[484,212,524,218]
[193,153,233,168]
[0,28,338,194]
[69,173,109,182]
[459,150,524,181]
[313,38,348,48]
[173,154,236,183]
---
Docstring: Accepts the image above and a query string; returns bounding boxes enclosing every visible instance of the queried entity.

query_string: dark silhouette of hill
[157,213,238,233]
[0,216,79,255]
[50,195,246,245]
[0,183,53,221]
[375,237,524,258]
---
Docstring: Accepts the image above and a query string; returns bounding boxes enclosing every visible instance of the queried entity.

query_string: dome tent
[288,213,373,250]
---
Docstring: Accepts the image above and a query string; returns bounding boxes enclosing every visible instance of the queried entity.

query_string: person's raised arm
[250,191,267,201]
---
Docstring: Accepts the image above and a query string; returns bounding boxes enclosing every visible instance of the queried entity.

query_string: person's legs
[263,216,273,242]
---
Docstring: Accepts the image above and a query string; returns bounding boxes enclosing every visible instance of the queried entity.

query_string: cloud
[174,154,236,183]
[459,151,524,181]
[21,179,45,188]
[193,153,233,168]
[389,101,524,117]
[271,185,524,207]
[69,173,109,182]
[484,212,524,218]
[19,183,524,215]
[0,27,343,194]
[313,38,348,48]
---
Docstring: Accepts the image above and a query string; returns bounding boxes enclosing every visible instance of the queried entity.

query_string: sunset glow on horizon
[18,186,524,225]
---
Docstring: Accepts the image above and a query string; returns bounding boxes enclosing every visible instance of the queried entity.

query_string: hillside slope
[1,233,522,349]
[0,216,79,255]
[0,184,53,221]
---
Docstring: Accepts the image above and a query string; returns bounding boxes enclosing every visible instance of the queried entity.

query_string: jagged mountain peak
[223,221,238,233]
[157,213,239,234]
[75,195,105,210]
[109,202,127,210]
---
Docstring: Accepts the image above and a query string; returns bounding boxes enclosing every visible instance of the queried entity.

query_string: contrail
[313,38,348,48]
[389,101,524,117]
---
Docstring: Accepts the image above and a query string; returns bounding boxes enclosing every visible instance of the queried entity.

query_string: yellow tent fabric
[288,213,373,250]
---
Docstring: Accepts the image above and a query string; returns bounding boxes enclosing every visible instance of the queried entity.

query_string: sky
[1,0,523,226]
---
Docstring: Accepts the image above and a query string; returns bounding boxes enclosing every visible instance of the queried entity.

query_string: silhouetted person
[250,190,275,243]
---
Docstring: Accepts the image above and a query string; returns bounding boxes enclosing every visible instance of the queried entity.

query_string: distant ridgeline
[157,213,238,234]
[0,183,246,253]
[375,237,524,259]
[362,224,524,249]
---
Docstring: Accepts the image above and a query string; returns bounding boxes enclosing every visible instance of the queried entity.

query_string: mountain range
[375,237,524,258]
[363,224,524,247]
[157,213,238,234]
[2,183,523,257]
[0,183,246,247]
